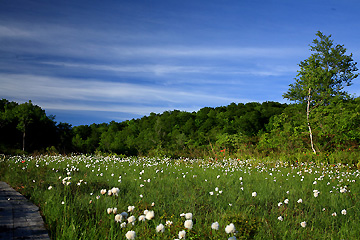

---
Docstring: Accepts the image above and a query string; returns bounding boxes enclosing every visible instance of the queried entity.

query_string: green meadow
[1,154,359,239]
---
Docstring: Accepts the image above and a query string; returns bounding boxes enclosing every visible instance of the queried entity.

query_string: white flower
[300,221,306,228]
[127,215,136,224]
[297,198,303,203]
[151,202,155,206]
[211,222,219,230]
[178,230,186,239]
[332,212,337,217]
[144,210,149,215]
[209,191,214,195]
[48,186,53,190]
[138,215,146,222]
[225,223,236,234]
[278,216,283,221]
[252,192,257,197]
[113,208,117,214]
[215,187,219,191]
[115,214,123,222]
[184,219,193,229]
[185,212,193,220]
[278,202,283,207]
[120,222,126,228]
[156,223,165,233]
[128,206,135,212]
[107,208,113,214]
[284,199,289,204]
[313,181,317,185]
[166,220,173,226]
[341,209,347,215]
[139,194,143,198]
[111,187,120,196]
[180,213,185,217]
[125,230,136,239]
[145,210,155,220]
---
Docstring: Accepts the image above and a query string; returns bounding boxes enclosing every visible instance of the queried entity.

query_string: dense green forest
[1,32,360,163]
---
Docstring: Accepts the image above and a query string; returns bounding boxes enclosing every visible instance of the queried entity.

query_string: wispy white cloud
[0,73,252,116]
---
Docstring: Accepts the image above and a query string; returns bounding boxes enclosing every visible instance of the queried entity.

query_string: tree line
[1,32,359,163]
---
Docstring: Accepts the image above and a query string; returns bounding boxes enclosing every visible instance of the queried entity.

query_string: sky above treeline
[1,0,360,126]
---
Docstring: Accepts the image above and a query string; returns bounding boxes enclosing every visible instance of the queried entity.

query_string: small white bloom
[341,209,347,215]
[215,187,219,191]
[211,221,219,230]
[332,212,337,217]
[209,191,214,195]
[225,223,236,233]
[107,208,113,214]
[156,223,165,233]
[278,216,283,221]
[145,210,155,220]
[128,205,135,212]
[278,202,283,207]
[180,213,185,217]
[300,221,306,228]
[185,212,193,220]
[125,230,136,239]
[115,214,123,222]
[252,192,257,197]
[113,208,117,214]
[151,202,155,206]
[184,219,193,229]
[139,194,143,198]
[120,222,126,228]
[178,230,186,239]
[284,199,289,204]
[127,215,136,224]
[165,220,173,226]
[297,198,303,203]
[138,215,146,222]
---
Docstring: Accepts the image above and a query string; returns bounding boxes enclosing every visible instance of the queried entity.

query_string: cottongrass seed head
[211,221,219,230]
[125,230,136,239]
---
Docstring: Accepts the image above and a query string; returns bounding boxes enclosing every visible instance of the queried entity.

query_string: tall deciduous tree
[283,31,358,153]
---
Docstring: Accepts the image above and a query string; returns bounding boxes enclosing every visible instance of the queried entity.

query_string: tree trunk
[22,129,25,152]
[307,88,316,154]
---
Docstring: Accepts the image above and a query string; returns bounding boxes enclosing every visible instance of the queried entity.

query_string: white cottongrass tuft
[166,220,173,226]
[332,212,337,217]
[113,208,117,214]
[107,208,113,214]
[300,221,306,228]
[225,223,236,234]
[278,216,283,221]
[278,202,283,207]
[115,214,123,222]
[156,223,165,233]
[145,210,155,220]
[184,219,193,230]
[341,209,347,215]
[284,199,289,204]
[125,230,136,239]
[178,230,186,239]
[138,215,146,222]
[100,189,107,195]
[297,198,303,203]
[128,206,135,212]
[120,222,126,228]
[211,222,219,230]
[111,187,120,196]
[252,192,257,197]
[127,215,136,224]
[185,212,193,220]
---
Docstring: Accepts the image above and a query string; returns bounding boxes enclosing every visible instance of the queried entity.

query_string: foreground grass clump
[1,155,360,239]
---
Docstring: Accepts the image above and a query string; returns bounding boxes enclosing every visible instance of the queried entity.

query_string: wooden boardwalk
[0,181,50,240]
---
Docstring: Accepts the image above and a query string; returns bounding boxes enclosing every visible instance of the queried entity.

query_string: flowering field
[1,155,360,239]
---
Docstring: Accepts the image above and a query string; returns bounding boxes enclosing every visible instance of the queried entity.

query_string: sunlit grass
[1,155,359,239]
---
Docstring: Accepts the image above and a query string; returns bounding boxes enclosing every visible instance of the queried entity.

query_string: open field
[1,155,360,239]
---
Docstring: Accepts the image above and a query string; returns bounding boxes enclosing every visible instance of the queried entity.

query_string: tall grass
[1,155,359,239]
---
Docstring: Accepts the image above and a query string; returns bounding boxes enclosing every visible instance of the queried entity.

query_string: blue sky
[1,0,359,126]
